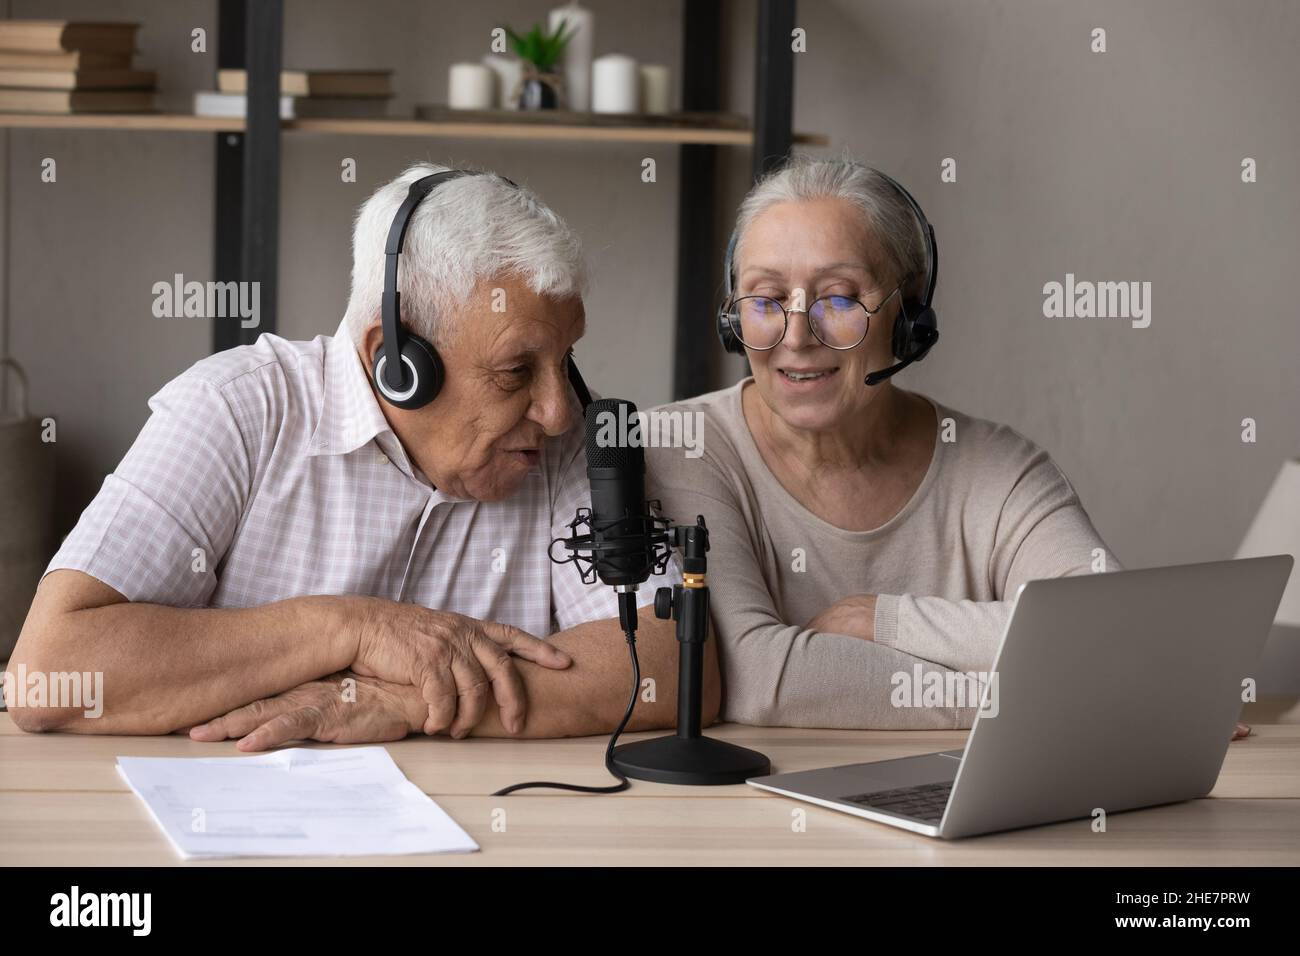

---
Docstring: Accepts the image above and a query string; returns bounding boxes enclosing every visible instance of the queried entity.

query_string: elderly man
[10,163,716,749]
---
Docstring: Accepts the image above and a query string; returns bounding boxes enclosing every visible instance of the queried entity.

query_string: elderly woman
[646,157,1121,730]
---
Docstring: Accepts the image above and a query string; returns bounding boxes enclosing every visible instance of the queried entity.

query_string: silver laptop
[747,555,1294,839]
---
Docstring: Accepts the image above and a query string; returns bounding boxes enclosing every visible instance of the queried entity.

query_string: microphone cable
[493,397,671,797]
[491,616,639,796]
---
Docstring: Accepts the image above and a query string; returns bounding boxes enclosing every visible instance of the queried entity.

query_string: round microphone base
[611,733,771,786]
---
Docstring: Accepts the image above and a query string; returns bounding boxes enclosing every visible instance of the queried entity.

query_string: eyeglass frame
[719,285,904,351]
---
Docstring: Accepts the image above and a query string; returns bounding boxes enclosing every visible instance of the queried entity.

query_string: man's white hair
[734,155,928,298]
[343,162,587,347]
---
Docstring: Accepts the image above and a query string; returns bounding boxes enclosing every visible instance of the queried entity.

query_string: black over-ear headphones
[374,169,593,411]
[716,166,940,387]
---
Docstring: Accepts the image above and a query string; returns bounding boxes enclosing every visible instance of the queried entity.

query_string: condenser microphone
[500,397,770,796]
[495,397,672,798]
[584,398,659,589]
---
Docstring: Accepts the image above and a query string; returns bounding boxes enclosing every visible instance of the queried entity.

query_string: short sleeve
[548,434,681,633]
[46,371,251,606]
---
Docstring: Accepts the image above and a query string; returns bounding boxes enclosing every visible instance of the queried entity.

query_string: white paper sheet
[116,746,479,859]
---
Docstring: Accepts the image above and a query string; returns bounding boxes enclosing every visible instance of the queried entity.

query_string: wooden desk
[3,714,1299,866]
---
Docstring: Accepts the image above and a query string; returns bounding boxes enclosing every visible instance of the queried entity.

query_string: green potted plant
[504,21,574,110]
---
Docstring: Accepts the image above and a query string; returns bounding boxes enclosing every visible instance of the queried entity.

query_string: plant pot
[517,74,560,110]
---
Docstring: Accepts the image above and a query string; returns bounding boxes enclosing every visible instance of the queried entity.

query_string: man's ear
[359,320,385,369]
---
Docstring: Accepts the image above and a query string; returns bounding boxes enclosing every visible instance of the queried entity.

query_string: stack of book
[195,69,394,119]
[0,20,154,113]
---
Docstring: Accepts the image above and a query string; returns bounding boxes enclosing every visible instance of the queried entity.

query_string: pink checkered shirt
[47,320,678,635]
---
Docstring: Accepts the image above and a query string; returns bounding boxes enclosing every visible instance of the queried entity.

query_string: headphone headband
[375,168,591,411]
[380,170,474,391]
[872,169,938,312]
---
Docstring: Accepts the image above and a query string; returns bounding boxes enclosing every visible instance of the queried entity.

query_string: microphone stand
[610,516,771,785]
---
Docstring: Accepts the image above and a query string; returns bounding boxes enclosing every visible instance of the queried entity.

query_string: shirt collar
[308,320,397,459]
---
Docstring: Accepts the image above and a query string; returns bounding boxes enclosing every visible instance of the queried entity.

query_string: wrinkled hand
[806,594,878,641]
[352,599,570,737]
[189,672,425,751]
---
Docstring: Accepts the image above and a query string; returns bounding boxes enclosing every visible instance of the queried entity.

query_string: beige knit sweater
[645,380,1121,730]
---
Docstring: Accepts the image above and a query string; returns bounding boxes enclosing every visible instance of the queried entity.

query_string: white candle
[592,53,638,114]
[639,64,671,114]
[549,1,593,111]
[448,62,493,110]
[481,54,522,109]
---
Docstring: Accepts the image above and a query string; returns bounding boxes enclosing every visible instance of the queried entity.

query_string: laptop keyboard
[841,781,953,823]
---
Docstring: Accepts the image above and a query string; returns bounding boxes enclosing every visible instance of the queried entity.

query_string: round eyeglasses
[721,288,902,351]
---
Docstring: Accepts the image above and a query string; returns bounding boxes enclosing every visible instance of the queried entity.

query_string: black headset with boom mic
[715,165,939,387]
[373,169,592,411]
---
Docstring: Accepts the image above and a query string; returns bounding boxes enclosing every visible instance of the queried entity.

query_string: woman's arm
[811,450,1122,674]
[648,474,977,730]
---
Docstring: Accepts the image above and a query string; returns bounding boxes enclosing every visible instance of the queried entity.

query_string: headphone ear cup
[909,306,938,349]
[890,302,917,362]
[403,333,444,405]
[372,332,444,410]
[890,303,938,363]
[716,309,744,355]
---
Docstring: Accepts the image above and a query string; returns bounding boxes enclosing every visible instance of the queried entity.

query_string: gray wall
[2,0,1297,573]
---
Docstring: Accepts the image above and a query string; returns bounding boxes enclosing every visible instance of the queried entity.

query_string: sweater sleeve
[873,441,1122,672]
[649,465,979,730]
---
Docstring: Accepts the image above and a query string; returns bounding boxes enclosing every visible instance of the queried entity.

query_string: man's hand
[1232,721,1250,741]
[189,671,426,751]
[806,594,878,642]
[351,599,571,737]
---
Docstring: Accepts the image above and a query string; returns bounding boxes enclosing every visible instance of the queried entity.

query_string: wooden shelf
[0,112,243,132]
[0,112,829,146]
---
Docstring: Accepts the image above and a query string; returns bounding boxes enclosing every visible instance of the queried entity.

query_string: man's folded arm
[182,603,719,746]
[8,569,364,734]
[467,612,721,738]
[10,569,585,738]
[6,367,324,733]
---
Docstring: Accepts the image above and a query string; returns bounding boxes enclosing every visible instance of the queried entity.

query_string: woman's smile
[776,364,841,390]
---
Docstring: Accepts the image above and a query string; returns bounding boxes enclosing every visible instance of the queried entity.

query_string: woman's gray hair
[343,162,587,347]
[733,156,928,298]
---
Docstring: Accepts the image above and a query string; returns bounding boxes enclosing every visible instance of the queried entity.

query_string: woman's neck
[740,378,938,533]
[744,379,916,474]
